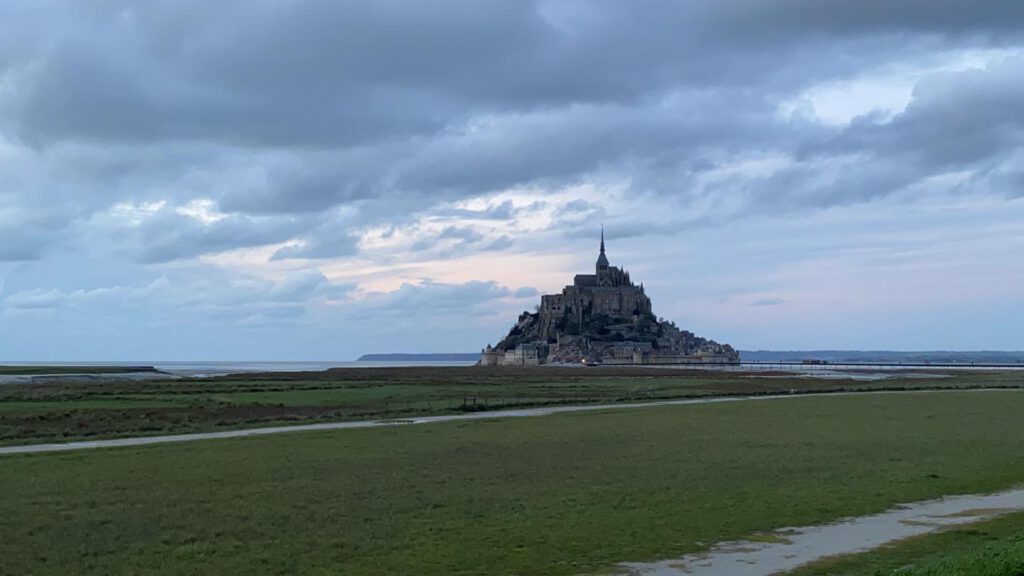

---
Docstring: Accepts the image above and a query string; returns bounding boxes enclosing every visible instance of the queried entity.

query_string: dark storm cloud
[821,58,1024,169]
[709,0,1024,36]
[2,0,1024,267]
[220,152,388,215]
[5,0,1023,148]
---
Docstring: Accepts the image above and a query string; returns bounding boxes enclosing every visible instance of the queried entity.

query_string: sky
[1,1,1024,360]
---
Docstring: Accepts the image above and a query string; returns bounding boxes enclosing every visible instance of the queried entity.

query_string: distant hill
[356,353,481,362]
[739,350,1024,364]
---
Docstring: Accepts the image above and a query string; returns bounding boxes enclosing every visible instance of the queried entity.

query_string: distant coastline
[358,351,1024,364]
[740,350,1024,364]
[356,353,481,362]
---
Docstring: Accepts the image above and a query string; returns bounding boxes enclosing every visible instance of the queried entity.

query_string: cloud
[822,57,1024,169]
[88,201,302,263]
[268,270,354,303]
[2,2,1024,357]
[354,280,524,319]
[3,5,1022,249]
[6,1,1024,148]
[441,200,517,220]
[1,271,353,324]
[513,286,540,298]
[482,235,514,252]
[270,226,361,261]
[0,200,75,262]
[751,297,787,307]
[4,288,66,310]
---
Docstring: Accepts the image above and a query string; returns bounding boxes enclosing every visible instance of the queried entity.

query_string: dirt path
[620,487,1024,576]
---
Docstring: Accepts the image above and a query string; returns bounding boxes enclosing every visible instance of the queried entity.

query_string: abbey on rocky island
[480,230,739,366]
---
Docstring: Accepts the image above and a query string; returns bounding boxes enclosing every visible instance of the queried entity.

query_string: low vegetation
[1,391,1024,575]
[0,365,159,375]
[2,367,1023,444]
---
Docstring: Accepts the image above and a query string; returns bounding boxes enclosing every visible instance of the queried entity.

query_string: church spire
[596,224,609,271]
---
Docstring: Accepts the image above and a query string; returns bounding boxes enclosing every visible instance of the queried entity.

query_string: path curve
[1,388,1019,456]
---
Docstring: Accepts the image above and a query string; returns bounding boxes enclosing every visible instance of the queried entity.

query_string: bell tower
[596,225,609,272]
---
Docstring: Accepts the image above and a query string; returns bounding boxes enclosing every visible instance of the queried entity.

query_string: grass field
[2,366,1022,445]
[0,365,160,375]
[789,511,1024,576]
[1,390,1023,575]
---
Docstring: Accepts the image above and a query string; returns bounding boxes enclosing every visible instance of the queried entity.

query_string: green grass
[0,397,188,413]
[2,366,1022,445]
[788,511,1024,575]
[1,391,1023,575]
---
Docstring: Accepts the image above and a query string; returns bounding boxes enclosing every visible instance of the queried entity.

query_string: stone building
[536,229,653,340]
[503,343,543,366]
[481,229,738,366]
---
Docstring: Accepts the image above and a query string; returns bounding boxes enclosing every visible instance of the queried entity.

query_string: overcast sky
[2,1,1023,360]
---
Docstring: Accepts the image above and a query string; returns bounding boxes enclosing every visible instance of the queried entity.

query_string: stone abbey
[480,230,738,366]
